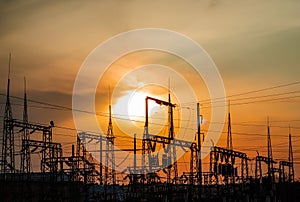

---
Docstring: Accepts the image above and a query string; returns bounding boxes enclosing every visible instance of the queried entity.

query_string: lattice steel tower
[267,118,274,182]
[288,127,294,182]
[227,101,233,150]
[20,77,31,175]
[105,93,116,185]
[167,92,178,183]
[1,53,15,176]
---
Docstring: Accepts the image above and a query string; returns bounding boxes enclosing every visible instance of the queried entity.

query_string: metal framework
[142,96,179,184]
[279,131,294,183]
[76,135,100,184]
[267,119,274,183]
[227,101,233,150]
[210,146,249,185]
[20,78,31,176]
[1,70,298,202]
[78,132,104,184]
[105,102,116,185]
[1,55,15,177]
[7,120,58,173]
[255,155,276,183]
[27,139,62,178]
[180,143,198,185]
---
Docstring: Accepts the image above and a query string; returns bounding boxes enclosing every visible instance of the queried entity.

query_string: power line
[199,80,300,103]
[200,94,300,109]
[0,91,299,127]
[200,90,300,105]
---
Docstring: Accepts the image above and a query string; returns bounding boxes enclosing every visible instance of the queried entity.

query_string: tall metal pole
[169,93,178,183]
[99,135,103,185]
[197,103,202,195]
[143,97,152,174]
[21,77,31,177]
[105,100,116,185]
[267,117,274,183]
[288,126,294,182]
[1,53,15,177]
[134,134,137,174]
[227,100,233,150]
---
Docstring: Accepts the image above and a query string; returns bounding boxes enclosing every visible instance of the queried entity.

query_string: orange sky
[0,0,300,180]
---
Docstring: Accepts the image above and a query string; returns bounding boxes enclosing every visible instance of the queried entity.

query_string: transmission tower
[279,127,295,183]
[189,143,198,185]
[142,96,152,175]
[20,77,31,175]
[197,103,202,187]
[142,95,176,183]
[1,53,15,177]
[168,92,178,183]
[288,127,294,182]
[227,101,233,150]
[105,91,116,185]
[267,118,274,182]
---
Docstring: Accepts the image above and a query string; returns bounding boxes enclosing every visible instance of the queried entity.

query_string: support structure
[27,139,62,177]
[168,93,178,184]
[227,101,233,150]
[105,100,116,185]
[255,155,276,183]
[1,117,62,181]
[279,128,294,183]
[99,134,103,185]
[197,103,202,187]
[77,134,100,184]
[288,130,294,182]
[142,96,177,183]
[1,53,15,177]
[20,77,31,176]
[180,143,198,185]
[209,146,248,185]
[254,119,277,185]
[267,118,274,183]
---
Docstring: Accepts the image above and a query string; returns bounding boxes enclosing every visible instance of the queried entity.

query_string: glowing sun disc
[128,91,156,121]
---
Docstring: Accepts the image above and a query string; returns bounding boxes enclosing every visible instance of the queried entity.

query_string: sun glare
[127,91,168,134]
[112,85,173,136]
[128,92,155,121]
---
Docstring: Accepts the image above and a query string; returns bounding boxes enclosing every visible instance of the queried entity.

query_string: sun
[111,84,172,137]
[128,91,156,121]
[127,90,168,134]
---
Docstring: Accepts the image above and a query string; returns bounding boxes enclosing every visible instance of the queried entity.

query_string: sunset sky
[0,0,300,180]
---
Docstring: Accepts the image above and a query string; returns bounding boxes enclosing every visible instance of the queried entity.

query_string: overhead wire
[0,81,299,167]
[0,80,299,120]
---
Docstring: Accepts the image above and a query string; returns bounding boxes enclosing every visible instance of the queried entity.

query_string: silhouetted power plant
[0,56,299,201]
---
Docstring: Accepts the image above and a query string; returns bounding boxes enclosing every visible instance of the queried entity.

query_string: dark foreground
[0,180,299,201]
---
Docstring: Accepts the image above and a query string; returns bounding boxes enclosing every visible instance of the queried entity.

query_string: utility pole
[142,96,152,175]
[133,133,137,184]
[169,92,178,184]
[134,134,137,174]
[99,135,103,185]
[197,103,202,197]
